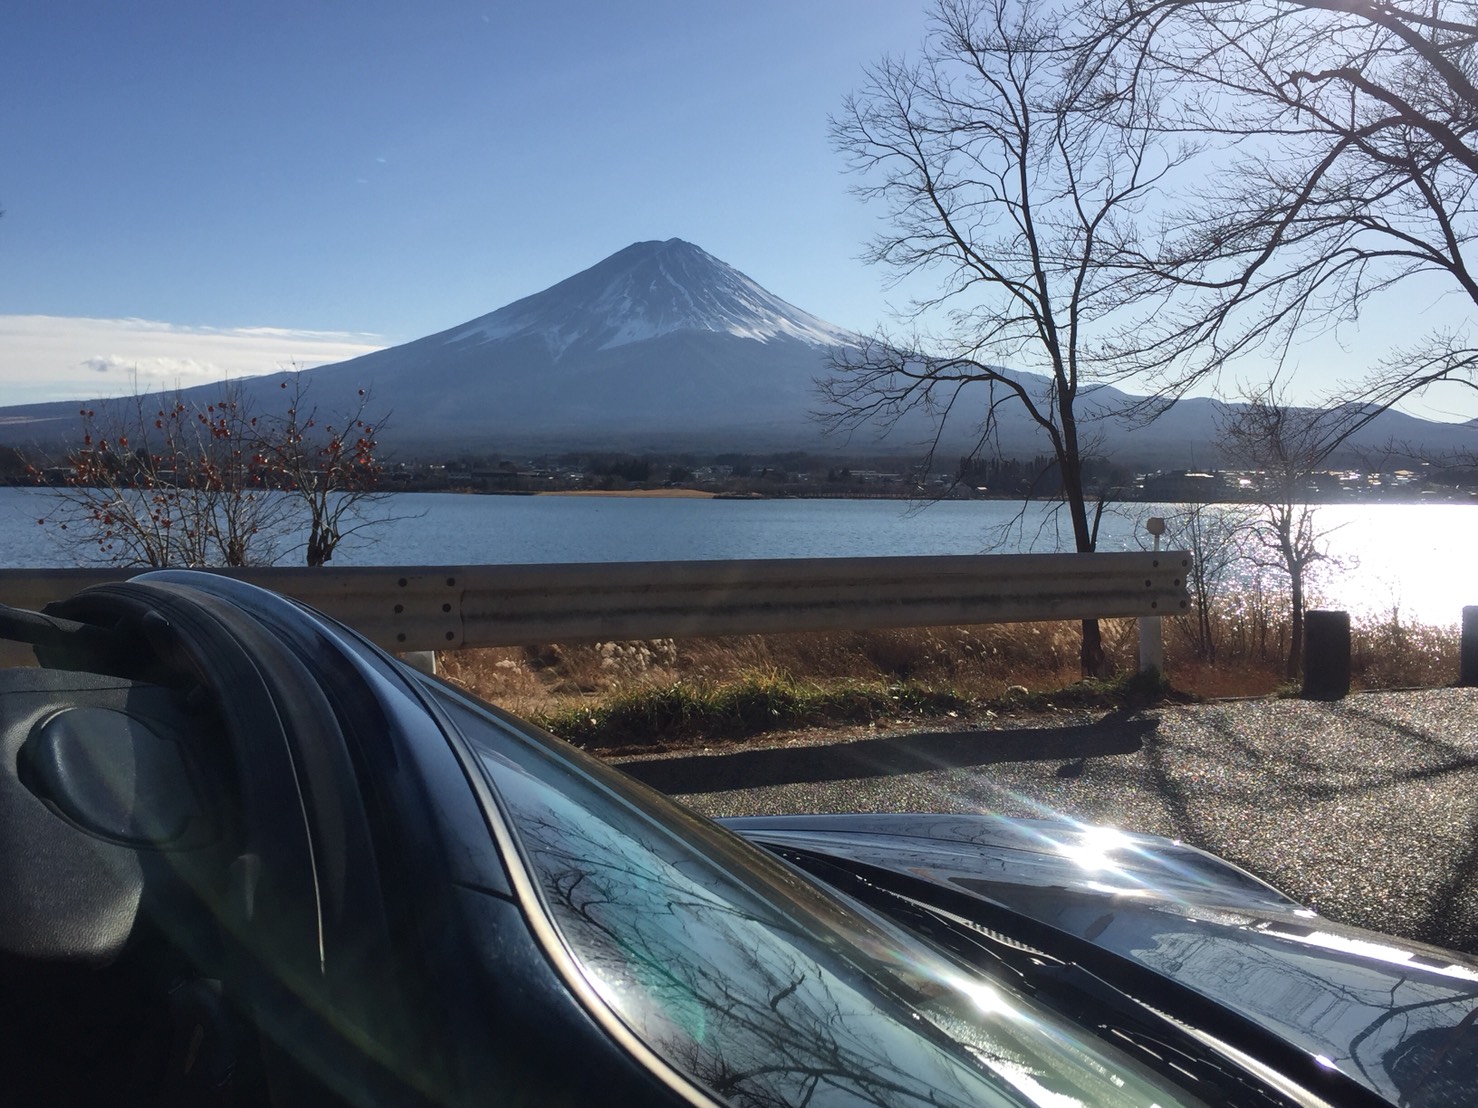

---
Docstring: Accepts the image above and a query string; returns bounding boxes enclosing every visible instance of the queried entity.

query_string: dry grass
[1351,617,1462,691]
[1164,603,1462,695]
[435,602,1465,749]
[433,622,1089,724]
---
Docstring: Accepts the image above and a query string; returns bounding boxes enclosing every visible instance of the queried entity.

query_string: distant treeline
[10,442,1478,502]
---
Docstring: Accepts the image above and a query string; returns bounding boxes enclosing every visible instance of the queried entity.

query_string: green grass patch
[534,672,970,750]
[533,668,1188,750]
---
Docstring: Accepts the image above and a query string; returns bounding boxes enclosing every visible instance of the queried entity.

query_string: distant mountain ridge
[1,238,1473,464]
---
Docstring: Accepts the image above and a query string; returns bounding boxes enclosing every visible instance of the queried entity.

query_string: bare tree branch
[1085,0,1478,410]
[826,0,1195,675]
[32,377,393,568]
[1216,380,1343,676]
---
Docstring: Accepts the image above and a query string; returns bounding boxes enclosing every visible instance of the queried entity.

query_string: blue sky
[1,1,936,404]
[2,1,1473,424]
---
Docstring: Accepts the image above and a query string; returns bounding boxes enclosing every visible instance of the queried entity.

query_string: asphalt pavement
[614,687,1478,954]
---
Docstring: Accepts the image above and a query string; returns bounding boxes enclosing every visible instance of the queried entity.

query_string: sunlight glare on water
[1301,504,1478,628]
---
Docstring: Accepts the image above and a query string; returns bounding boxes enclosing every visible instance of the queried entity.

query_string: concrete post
[1461,606,1478,687]
[1138,616,1164,677]
[1303,610,1351,700]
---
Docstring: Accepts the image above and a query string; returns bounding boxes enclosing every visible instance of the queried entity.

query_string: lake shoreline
[538,488,718,499]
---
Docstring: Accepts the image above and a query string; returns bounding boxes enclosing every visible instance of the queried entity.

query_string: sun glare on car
[1055,825,1133,873]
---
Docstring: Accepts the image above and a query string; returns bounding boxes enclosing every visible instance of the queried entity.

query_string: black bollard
[1462,606,1478,687]
[1303,609,1351,700]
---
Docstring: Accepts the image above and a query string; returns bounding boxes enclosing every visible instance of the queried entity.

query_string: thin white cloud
[0,315,386,406]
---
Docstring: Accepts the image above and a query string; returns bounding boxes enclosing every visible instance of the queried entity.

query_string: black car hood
[724,812,1478,1106]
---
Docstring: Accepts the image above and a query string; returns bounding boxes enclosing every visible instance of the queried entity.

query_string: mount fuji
[2,238,1473,464]
[279,238,865,452]
[0,239,867,455]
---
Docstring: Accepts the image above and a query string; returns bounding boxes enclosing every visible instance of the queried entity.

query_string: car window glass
[441,691,1208,1108]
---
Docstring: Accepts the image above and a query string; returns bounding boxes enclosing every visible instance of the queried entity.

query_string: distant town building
[1140,470,1227,500]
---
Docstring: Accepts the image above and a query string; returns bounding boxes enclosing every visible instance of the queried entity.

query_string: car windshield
[430,684,1207,1108]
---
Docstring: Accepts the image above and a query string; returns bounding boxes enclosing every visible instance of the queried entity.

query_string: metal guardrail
[0,552,1190,665]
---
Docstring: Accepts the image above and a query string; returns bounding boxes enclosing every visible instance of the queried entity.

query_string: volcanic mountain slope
[2,238,1474,464]
[0,239,867,454]
[292,238,865,452]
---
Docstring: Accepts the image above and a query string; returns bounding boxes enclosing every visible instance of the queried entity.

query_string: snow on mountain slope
[438,238,857,357]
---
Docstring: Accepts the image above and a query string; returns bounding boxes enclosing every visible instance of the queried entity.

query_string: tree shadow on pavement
[617,717,1155,795]
[1145,700,1478,953]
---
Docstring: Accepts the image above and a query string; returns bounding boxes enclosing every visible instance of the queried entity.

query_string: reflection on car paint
[473,742,1208,1107]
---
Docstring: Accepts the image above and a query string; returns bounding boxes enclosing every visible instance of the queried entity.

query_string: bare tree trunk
[1061,446,1111,677]
[1287,566,1305,680]
[1078,619,1107,678]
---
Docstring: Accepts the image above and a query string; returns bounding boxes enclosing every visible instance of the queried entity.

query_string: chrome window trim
[408,675,725,1108]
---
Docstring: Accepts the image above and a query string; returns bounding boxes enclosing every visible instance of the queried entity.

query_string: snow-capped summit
[439,238,856,357]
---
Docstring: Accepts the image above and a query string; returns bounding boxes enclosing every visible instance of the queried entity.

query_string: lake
[2,487,1474,627]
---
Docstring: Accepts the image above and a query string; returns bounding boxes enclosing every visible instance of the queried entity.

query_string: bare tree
[35,389,286,567]
[250,377,386,567]
[1160,502,1252,661]
[1217,383,1341,677]
[35,379,388,568]
[1085,0,1478,411]
[825,0,1195,675]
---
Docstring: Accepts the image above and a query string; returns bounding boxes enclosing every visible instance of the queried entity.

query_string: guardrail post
[1461,606,1478,687]
[1303,609,1351,700]
[1138,517,1167,676]
[1137,616,1163,676]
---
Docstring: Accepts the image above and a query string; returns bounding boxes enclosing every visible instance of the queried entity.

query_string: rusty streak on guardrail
[0,552,1191,664]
